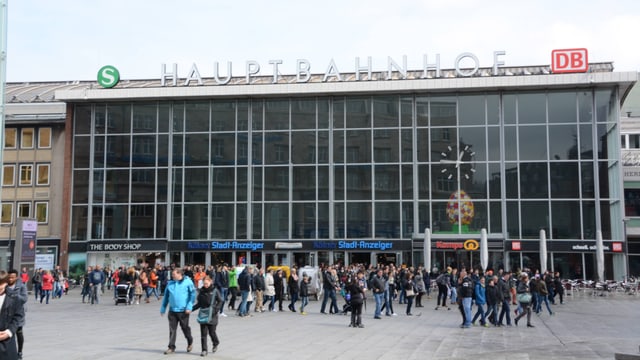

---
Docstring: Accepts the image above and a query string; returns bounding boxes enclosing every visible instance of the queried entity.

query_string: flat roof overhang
[55,71,638,103]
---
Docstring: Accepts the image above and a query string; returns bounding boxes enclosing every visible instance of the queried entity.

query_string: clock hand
[456,151,464,168]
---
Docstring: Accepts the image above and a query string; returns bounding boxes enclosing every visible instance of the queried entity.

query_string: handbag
[517,292,532,304]
[197,290,216,324]
[406,288,415,297]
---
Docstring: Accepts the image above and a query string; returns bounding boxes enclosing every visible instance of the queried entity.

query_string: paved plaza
[18,287,640,359]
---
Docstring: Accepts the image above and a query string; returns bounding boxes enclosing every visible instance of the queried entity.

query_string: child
[300,273,310,315]
[133,279,143,305]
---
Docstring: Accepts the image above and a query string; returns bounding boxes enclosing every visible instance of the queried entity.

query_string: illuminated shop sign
[211,241,265,251]
[159,51,508,86]
[89,242,143,251]
[434,239,480,251]
[313,241,394,251]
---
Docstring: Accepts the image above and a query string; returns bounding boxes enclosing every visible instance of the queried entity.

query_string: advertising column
[13,218,37,270]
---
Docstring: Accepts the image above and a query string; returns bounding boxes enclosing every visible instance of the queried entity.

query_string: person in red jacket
[40,270,54,304]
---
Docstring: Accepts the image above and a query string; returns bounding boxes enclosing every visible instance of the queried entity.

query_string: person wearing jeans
[371,269,385,319]
[514,274,534,327]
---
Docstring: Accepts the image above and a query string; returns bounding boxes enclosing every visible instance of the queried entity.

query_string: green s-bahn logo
[97,65,120,88]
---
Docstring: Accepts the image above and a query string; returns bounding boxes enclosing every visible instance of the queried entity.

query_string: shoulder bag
[197,291,215,324]
[516,292,532,304]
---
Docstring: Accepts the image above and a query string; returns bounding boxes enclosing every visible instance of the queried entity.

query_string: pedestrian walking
[160,268,196,355]
[193,276,223,357]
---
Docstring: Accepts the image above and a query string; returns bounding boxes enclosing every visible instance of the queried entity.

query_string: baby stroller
[115,283,130,305]
[341,289,352,315]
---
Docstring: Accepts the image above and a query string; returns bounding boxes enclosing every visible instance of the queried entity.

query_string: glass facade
[69,89,626,276]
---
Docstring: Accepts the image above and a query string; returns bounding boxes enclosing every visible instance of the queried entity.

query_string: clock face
[439,144,476,180]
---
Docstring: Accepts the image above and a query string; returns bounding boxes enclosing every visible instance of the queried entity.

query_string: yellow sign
[463,239,479,251]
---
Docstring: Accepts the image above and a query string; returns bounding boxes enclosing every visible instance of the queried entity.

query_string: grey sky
[5,0,640,82]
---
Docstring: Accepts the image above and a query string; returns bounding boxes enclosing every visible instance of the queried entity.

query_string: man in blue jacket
[160,268,196,355]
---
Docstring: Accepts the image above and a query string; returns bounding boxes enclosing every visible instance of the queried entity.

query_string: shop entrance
[375,252,397,266]
[350,252,370,266]
[293,252,314,268]
[265,252,289,268]
[211,252,232,267]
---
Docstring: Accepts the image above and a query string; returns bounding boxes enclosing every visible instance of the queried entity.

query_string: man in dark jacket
[371,269,385,319]
[7,269,27,359]
[497,272,512,326]
[214,265,230,316]
[237,267,251,317]
[253,268,266,312]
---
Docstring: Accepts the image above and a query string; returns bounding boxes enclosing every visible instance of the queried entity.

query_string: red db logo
[612,242,623,252]
[551,48,588,73]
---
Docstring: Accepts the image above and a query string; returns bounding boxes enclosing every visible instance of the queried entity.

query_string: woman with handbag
[404,271,416,316]
[514,273,534,328]
[193,276,223,357]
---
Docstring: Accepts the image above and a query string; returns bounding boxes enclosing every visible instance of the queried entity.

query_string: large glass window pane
[156,204,169,239]
[489,201,502,234]
[400,97,412,127]
[504,126,517,161]
[335,203,345,238]
[130,205,154,238]
[416,129,430,162]
[212,168,234,201]
[432,201,451,233]
[291,99,316,130]
[430,96,456,127]
[488,163,501,199]
[265,132,289,165]
[548,92,577,124]
[520,163,548,198]
[469,200,487,232]
[291,132,315,164]
[373,129,398,163]
[518,93,546,124]
[157,135,169,166]
[105,169,129,203]
[346,97,371,128]
[579,124,593,160]
[347,202,371,238]
[252,100,263,131]
[172,204,182,239]
[184,167,208,202]
[583,201,596,239]
[157,169,168,202]
[183,204,208,239]
[211,204,234,239]
[580,162,595,198]
[106,136,130,168]
[459,127,486,162]
[252,133,263,165]
[487,94,499,125]
[211,133,235,165]
[550,162,579,198]
[521,201,549,239]
[318,202,329,238]
[519,126,547,161]
[418,164,429,199]
[236,204,247,239]
[416,96,429,127]
[132,103,158,133]
[95,105,107,134]
[373,96,398,128]
[317,98,329,129]
[264,166,288,201]
[318,131,328,164]
[131,169,155,203]
[73,170,89,203]
[318,166,329,200]
[430,128,456,163]
[71,206,87,240]
[74,105,92,135]
[465,162,487,199]
[401,129,412,162]
[400,202,412,238]
[333,130,344,163]
[375,165,399,200]
[598,161,610,198]
[402,165,412,200]
[503,94,516,125]
[551,201,580,239]
[265,99,289,130]
[158,103,170,133]
[578,91,593,123]
[347,165,371,200]
[184,102,209,132]
[184,133,209,166]
[293,203,315,239]
[293,167,315,201]
[459,95,485,126]
[335,166,344,200]
[236,167,247,201]
[418,202,430,234]
[211,101,236,132]
[549,124,578,160]
[103,205,129,239]
[346,130,371,163]
[106,103,131,134]
[375,202,399,238]
[506,201,519,239]
[131,135,156,167]
[595,89,614,123]
[172,168,183,202]
[252,204,263,239]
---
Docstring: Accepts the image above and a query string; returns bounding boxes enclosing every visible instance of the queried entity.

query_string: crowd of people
[1,262,567,357]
